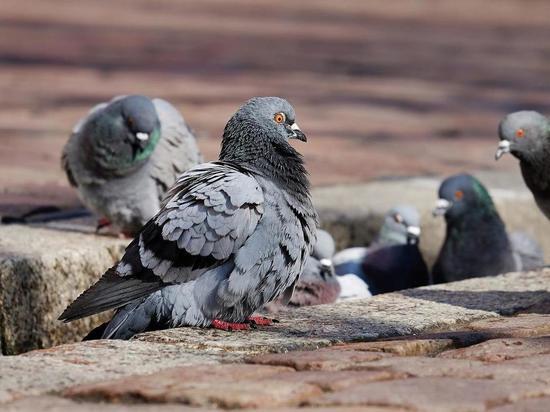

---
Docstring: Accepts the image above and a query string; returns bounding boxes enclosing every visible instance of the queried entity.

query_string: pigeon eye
[393,214,403,223]
[454,190,464,200]
[127,117,134,128]
[274,113,286,124]
[515,128,525,138]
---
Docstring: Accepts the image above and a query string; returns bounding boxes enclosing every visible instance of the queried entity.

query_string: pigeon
[333,205,429,295]
[496,110,550,220]
[263,229,340,311]
[432,173,544,284]
[62,95,202,236]
[59,96,318,339]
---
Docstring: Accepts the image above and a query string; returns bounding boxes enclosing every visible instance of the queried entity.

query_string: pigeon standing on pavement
[62,95,202,236]
[432,173,543,284]
[496,111,550,220]
[60,97,318,339]
[333,205,429,295]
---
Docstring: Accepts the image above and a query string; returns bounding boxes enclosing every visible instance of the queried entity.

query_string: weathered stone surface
[248,348,393,371]
[0,340,223,403]
[489,396,550,412]
[465,314,550,337]
[0,225,127,354]
[439,336,550,362]
[3,396,205,412]
[64,364,321,408]
[331,338,456,356]
[311,377,550,411]
[467,354,550,384]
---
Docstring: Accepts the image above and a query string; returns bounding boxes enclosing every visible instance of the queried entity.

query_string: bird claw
[247,316,277,326]
[211,319,250,331]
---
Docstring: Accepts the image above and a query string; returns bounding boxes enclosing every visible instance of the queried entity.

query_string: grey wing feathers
[59,268,164,322]
[140,163,264,283]
[150,99,203,198]
[509,231,545,271]
[59,163,264,322]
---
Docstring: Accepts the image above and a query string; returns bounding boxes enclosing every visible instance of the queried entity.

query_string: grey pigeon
[496,111,550,220]
[62,95,202,236]
[333,205,429,295]
[432,173,544,284]
[59,97,318,338]
[264,229,340,311]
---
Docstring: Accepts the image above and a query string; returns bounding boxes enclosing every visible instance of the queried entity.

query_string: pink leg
[211,319,250,331]
[247,316,274,326]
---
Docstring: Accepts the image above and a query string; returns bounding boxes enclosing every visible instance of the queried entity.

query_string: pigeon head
[433,174,496,221]
[220,97,310,195]
[496,111,549,162]
[377,204,421,246]
[120,95,161,149]
[84,95,161,173]
[220,97,306,159]
[312,229,336,260]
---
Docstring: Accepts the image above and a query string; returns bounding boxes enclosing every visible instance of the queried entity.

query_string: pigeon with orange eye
[496,110,550,221]
[432,173,544,284]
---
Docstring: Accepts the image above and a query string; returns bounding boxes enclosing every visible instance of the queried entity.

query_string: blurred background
[1,0,550,214]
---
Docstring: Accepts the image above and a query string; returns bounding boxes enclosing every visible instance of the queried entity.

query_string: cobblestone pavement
[4,313,550,411]
[2,271,550,411]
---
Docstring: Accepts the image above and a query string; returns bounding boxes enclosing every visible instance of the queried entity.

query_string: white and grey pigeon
[59,97,318,339]
[333,205,429,296]
[62,95,202,236]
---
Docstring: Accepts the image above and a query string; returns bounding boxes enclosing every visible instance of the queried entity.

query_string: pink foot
[96,217,111,232]
[211,319,250,331]
[247,316,274,326]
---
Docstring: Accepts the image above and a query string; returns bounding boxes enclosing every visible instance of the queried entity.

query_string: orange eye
[516,128,525,138]
[274,112,286,124]
[454,190,464,200]
[393,214,403,223]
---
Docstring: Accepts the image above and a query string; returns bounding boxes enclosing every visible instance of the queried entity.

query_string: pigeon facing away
[264,229,340,311]
[60,97,318,339]
[432,173,543,284]
[333,205,429,295]
[62,95,202,236]
[496,111,550,220]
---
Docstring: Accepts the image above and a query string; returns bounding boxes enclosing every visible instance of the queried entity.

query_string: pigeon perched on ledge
[432,173,544,284]
[60,97,318,339]
[333,205,429,295]
[496,110,550,221]
[62,95,202,236]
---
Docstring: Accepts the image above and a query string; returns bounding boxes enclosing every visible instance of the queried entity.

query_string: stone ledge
[0,225,127,354]
[1,269,549,406]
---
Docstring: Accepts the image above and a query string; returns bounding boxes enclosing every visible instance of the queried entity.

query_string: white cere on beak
[136,132,149,141]
[433,198,452,216]
[495,140,511,160]
[290,123,300,136]
[406,226,421,237]
[319,258,333,269]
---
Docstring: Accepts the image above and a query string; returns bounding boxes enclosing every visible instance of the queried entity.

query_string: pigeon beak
[136,132,149,142]
[406,226,421,244]
[432,199,451,217]
[319,258,333,270]
[289,123,307,142]
[495,140,511,160]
